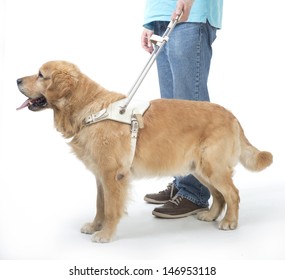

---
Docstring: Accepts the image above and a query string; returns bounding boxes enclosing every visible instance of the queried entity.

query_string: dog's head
[17,61,79,112]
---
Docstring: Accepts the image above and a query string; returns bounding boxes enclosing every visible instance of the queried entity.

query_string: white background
[1,0,285,274]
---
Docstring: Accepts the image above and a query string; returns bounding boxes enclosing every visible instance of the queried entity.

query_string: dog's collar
[83,98,150,167]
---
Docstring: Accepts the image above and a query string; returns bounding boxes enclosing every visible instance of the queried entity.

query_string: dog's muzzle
[16,78,48,111]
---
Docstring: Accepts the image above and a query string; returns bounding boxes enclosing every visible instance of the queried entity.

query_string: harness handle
[119,12,183,114]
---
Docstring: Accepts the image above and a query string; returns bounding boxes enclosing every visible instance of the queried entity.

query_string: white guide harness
[83,98,150,166]
[82,13,182,166]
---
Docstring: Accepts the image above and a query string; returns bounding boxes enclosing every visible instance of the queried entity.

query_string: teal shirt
[143,0,223,30]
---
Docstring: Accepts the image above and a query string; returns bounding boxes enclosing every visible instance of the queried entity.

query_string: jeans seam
[194,23,203,101]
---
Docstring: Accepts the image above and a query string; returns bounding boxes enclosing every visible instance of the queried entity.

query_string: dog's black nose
[17,78,22,85]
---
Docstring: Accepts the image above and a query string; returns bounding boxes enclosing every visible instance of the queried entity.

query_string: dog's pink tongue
[16,99,31,110]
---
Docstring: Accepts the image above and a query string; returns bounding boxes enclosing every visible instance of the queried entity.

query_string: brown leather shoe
[152,195,208,218]
[144,183,178,204]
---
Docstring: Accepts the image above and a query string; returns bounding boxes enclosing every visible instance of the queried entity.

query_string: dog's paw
[197,210,215,222]
[91,231,113,243]
[80,223,97,235]
[218,219,238,230]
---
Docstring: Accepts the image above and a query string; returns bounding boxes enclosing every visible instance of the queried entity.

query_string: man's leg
[145,22,217,218]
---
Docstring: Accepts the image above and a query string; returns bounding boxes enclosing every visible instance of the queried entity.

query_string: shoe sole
[152,208,208,219]
[144,197,169,204]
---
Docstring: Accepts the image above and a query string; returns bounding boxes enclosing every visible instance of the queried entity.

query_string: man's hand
[172,0,194,21]
[141,28,154,54]
[142,0,194,53]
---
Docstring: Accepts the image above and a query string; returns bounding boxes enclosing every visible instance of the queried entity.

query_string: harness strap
[83,98,150,167]
[130,115,140,166]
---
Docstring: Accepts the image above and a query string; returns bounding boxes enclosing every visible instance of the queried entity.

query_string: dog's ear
[47,69,78,101]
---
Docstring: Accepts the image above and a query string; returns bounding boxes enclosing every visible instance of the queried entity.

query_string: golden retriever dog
[17,61,273,242]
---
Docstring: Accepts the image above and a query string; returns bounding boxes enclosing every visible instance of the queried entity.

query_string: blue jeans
[153,21,217,207]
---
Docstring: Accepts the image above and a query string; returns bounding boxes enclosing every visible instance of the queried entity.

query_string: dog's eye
[38,71,44,79]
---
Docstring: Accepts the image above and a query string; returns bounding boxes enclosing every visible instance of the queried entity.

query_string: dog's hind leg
[195,138,240,229]
[211,174,240,230]
[192,159,226,223]
[197,171,239,229]
[81,179,105,235]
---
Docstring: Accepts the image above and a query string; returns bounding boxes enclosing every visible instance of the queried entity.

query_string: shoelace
[159,183,174,196]
[170,195,183,206]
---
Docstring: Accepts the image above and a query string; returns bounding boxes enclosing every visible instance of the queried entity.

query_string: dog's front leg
[91,169,129,243]
[81,179,105,234]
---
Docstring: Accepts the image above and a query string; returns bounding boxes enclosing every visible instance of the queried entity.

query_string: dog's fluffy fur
[17,61,273,242]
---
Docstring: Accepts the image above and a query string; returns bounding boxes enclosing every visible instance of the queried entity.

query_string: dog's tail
[238,122,273,171]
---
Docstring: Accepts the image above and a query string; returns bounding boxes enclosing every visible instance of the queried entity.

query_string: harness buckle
[84,108,108,125]
[130,115,139,138]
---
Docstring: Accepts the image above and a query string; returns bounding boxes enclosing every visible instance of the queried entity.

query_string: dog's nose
[17,78,22,85]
